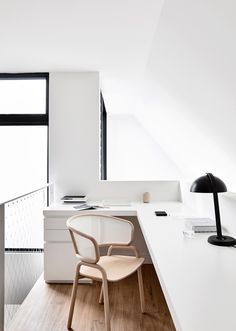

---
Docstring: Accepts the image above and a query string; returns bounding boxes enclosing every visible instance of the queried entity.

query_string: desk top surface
[44,202,236,331]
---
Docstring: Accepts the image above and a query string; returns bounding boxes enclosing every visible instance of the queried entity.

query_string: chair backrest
[67,214,134,264]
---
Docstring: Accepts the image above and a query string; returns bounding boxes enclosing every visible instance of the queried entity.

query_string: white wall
[144,0,236,228]
[107,113,180,180]
[49,72,100,199]
[107,0,236,228]
[49,72,181,202]
[132,0,236,192]
[101,0,236,193]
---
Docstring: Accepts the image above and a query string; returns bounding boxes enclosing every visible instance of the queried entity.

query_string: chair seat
[79,255,144,282]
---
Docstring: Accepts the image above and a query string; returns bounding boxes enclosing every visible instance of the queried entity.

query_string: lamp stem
[207,173,223,240]
[212,192,223,239]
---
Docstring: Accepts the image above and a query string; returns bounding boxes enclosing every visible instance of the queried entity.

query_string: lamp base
[208,235,236,246]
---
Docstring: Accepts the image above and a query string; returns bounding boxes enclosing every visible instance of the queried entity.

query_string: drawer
[44,229,71,242]
[44,242,77,282]
[44,217,68,229]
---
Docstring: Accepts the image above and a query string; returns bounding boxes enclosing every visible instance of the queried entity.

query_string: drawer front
[44,242,77,282]
[44,229,71,242]
[44,217,68,230]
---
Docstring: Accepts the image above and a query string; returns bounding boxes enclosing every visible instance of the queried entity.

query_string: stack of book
[61,195,87,204]
[184,218,216,233]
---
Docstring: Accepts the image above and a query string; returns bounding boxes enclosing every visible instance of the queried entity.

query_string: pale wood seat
[66,213,145,331]
[80,255,144,282]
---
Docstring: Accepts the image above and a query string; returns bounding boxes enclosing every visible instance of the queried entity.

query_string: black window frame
[100,92,107,180]
[0,72,49,189]
[0,72,49,125]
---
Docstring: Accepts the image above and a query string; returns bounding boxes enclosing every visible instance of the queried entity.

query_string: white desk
[44,202,236,331]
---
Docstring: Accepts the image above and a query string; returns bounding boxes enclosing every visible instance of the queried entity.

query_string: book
[185,218,216,233]
[61,195,87,203]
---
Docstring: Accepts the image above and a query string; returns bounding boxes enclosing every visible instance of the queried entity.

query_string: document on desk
[73,203,96,211]
[73,204,108,210]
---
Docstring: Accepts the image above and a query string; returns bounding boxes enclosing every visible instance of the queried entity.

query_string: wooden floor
[7,265,176,331]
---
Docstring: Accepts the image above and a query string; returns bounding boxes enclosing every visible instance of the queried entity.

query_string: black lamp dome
[190,174,227,193]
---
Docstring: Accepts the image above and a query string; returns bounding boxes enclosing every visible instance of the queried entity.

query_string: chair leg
[67,264,81,329]
[99,284,104,304]
[137,266,145,313]
[102,277,111,331]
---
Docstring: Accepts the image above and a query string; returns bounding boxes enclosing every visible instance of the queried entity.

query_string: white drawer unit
[44,213,76,282]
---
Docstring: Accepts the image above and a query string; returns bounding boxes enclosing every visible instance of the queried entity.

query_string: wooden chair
[66,213,145,331]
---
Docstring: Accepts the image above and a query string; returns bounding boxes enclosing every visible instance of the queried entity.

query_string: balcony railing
[0,184,53,331]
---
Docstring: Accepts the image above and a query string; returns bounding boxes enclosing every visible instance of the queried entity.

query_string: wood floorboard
[7,265,176,331]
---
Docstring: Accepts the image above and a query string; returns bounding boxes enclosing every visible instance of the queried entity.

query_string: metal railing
[0,184,53,331]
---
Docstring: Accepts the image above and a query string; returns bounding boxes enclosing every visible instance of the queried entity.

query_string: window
[100,93,107,180]
[0,73,49,198]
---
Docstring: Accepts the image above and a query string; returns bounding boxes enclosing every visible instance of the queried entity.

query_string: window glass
[0,79,46,114]
[0,126,47,199]
[0,74,48,200]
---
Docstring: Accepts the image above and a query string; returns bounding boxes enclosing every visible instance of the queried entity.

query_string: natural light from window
[0,79,46,114]
[0,76,48,201]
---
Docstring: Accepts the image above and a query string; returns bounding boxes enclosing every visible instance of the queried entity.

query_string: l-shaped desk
[44,202,236,331]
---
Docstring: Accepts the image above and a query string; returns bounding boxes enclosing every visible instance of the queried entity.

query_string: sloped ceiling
[0,0,236,189]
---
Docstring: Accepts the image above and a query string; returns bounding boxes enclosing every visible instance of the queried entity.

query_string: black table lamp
[190,173,236,246]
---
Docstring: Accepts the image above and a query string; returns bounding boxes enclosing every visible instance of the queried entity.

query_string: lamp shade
[190,174,227,193]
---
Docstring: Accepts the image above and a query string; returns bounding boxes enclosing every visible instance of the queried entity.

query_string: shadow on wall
[103,0,236,191]
[107,113,181,180]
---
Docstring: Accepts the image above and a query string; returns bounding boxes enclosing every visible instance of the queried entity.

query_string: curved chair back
[67,214,134,264]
